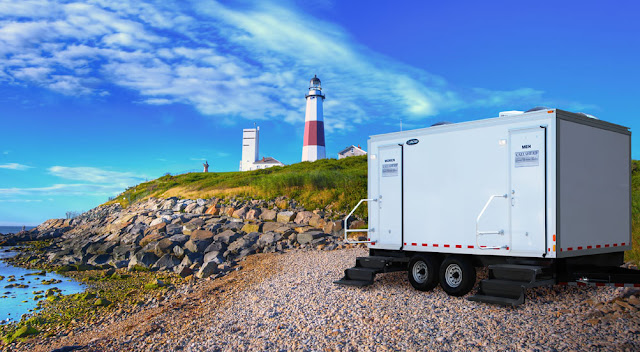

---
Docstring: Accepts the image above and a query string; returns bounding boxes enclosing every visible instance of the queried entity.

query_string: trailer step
[333,278,374,287]
[344,267,380,282]
[468,294,524,307]
[468,264,554,306]
[335,256,409,287]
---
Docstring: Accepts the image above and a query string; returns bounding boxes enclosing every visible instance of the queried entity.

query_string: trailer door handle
[511,197,515,206]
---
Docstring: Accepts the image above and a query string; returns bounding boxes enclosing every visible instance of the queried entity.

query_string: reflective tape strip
[559,282,640,288]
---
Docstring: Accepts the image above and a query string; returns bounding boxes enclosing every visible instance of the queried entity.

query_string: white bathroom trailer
[336,108,635,306]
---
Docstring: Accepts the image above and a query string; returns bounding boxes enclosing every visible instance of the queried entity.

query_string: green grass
[106,156,368,216]
[626,160,640,264]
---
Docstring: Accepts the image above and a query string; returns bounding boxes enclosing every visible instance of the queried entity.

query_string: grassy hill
[107,156,368,215]
[107,155,640,264]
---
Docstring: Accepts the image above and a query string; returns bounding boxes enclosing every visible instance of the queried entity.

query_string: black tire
[407,255,440,291]
[439,255,476,296]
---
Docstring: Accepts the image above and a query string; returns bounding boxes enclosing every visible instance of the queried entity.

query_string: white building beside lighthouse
[302,75,326,162]
[239,126,284,171]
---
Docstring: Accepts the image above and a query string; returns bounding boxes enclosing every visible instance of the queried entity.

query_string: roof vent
[525,106,553,113]
[431,121,452,127]
[576,112,599,120]
[499,110,524,117]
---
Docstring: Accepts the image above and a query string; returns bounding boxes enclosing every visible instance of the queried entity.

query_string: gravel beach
[20,248,640,351]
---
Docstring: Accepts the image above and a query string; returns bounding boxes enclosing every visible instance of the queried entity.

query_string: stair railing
[476,194,508,250]
[344,198,377,244]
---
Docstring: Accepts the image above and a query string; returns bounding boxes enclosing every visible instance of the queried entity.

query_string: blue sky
[1,0,639,225]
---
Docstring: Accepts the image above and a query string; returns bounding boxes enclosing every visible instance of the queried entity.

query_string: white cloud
[0,183,125,197]
[48,166,145,185]
[0,163,33,170]
[0,0,550,133]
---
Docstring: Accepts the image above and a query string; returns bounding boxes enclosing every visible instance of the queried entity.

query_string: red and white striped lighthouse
[302,75,326,162]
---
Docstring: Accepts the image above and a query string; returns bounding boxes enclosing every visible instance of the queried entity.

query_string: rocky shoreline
[1,196,362,280]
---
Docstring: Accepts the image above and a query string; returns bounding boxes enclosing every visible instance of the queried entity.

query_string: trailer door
[376,144,403,250]
[509,127,546,256]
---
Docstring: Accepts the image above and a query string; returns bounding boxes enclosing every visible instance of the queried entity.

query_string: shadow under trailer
[335,108,640,306]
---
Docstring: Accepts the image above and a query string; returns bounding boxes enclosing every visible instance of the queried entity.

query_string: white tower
[302,75,326,162]
[240,127,259,171]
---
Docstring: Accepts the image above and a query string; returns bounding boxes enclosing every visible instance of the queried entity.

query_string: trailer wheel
[408,255,440,291]
[439,256,476,296]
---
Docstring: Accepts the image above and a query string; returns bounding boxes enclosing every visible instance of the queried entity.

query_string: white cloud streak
[0,0,550,132]
[0,163,33,170]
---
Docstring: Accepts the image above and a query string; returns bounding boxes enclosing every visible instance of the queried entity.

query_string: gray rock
[169,234,189,245]
[128,251,159,270]
[193,206,206,214]
[277,211,297,223]
[153,254,180,271]
[296,231,327,244]
[228,232,259,253]
[184,203,198,213]
[87,254,111,266]
[110,259,129,269]
[173,245,185,258]
[112,244,137,261]
[184,239,211,253]
[214,230,240,244]
[294,211,314,224]
[160,199,177,210]
[166,223,183,235]
[257,232,282,247]
[173,202,187,212]
[150,217,168,227]
[153,238,176,257]
[204,241,227,253]
[196,261,220,279]
[184,218,205,231]
[196,198,206,206]
[204,251,224,264]
[222,222,244,231]
[259,209,277,221]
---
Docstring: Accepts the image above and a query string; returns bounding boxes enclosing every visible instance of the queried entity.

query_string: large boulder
[153,238,176,257]
[196,261,219,279]
[259,209,277,221]
[190,229,215,241]
[87,254,111,266]
[128,251,159,270]
[232,206,249,219]
[214,230,240,244]
[184,239,211,253]
[277,211,296,223]
[152,254,180,271]
[140,232,165,247]
[166,223,183,236]
[168,234,189,245]
[204,241,227,253]
[297,231,328,245]
[257,232,282,247]
[184,203,198,213]
[203,251,225,265]
[261,222,282,233]
[205,206,221,216]
[112,244,137,261]
[228,232,259,253]
[245,208,261,220]
[294,211,314,225]
[241,223,262,233]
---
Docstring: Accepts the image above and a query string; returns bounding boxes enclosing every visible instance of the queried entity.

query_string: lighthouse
[302,75,326,162]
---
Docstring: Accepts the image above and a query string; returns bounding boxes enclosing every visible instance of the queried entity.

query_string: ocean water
[0,251,86,324]
[0,225,36,234]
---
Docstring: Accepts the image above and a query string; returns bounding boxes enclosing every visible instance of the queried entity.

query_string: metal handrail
[476,194,508,250]
[344,198,377,244]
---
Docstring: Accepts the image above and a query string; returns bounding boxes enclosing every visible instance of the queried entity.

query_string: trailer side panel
[557,117,631,257]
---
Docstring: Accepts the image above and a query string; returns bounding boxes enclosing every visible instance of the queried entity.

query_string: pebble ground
[21,248,640,351]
